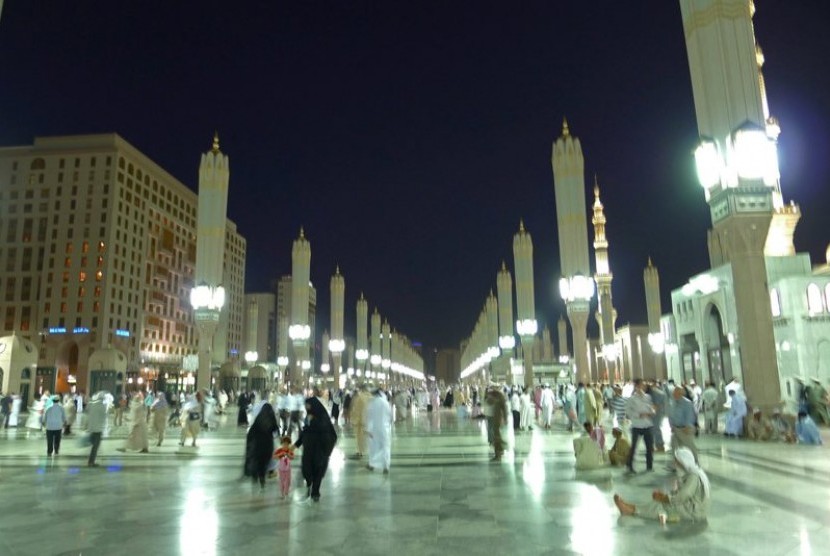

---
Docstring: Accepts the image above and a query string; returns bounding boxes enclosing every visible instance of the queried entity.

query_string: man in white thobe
[725,390,747,437]
[365,390,393,474]
[540,385,555,429]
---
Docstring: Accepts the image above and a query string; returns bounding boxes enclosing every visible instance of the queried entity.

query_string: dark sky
[1,1,829,353]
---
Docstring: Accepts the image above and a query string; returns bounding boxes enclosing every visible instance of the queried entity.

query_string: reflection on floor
[0,408,827,556]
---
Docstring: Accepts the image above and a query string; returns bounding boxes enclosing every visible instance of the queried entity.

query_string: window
[95,270,103,281]
[79,271,87,282]
[807,283,824,315]
[770,289,781,317]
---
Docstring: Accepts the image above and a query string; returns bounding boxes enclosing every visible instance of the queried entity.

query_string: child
[274,436,295,499]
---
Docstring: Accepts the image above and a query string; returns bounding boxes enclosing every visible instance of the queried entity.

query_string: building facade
[0,134,246,401]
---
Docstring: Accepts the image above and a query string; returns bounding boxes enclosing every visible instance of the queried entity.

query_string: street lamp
[558,273,595,383]
[190,283,225,390]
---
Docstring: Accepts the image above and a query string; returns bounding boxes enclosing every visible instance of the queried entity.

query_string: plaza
[0,408,827,556]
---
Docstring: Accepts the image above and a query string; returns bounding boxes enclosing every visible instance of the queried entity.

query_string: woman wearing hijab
[614,447,710,523]
[244,402,279,490]
[294,397,337,501]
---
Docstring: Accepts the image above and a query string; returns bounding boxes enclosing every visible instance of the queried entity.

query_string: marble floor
[0,409,828,556]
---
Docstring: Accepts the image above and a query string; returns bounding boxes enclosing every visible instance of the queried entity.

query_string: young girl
[274,436,295,499]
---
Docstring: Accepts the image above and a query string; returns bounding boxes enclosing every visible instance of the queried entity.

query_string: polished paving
[0,407,828,556]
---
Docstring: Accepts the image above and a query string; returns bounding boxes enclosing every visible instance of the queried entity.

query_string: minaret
[557,316,568,359]
[496,262,516,379]
[644,258,665,379]
[513,220,538,388]
[541,325,553,362]
[552,119,595,383]
[193,132,230,389]
[329,266,345,388]
[370,308,382,376]
[381,320,391,377]
[592,180,618,380]
[680,0,793,409]
[355,293,369,369]
[289,228,311,386]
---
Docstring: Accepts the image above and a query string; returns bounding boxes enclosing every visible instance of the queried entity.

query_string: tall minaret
[370,308,382,376]
[513,220,538,388]
[289,228,311,386]
[680,0,793,409]
[355,293,369,369]
[643,258,665,379]
[557,316,568,359]
[552,119,594,383]
[193,133,230,389]
[496,262,515,348]
[329,266,345,388]
[592,180,618,380]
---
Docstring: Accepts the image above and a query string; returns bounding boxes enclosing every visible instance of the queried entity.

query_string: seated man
[608,427,631,467]
[614,447,709,524]
[796,411,823,445]
[769,409,796,443]
[574,422,605,470]
[746,409,772,441]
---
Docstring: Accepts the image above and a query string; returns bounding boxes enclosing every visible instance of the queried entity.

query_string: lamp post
[190,284,225,391]
[559,274,595,383]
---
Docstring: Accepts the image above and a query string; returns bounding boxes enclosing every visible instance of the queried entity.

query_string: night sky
[1,1,829,354]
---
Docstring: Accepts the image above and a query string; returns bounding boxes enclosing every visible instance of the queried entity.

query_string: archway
[55,340,80,394]
[248,366,268,394]
[219,363,240,393]
[703,303,732,386]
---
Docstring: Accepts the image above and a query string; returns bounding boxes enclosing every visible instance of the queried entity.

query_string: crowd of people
[2,373,826,524]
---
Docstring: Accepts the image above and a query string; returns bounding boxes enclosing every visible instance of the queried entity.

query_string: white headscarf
[674,447,710,499]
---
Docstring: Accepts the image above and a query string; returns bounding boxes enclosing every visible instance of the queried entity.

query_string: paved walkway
[0,409,827,556]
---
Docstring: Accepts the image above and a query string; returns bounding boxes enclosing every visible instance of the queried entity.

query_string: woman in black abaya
[243,402,278,490]
[295,397,338,501]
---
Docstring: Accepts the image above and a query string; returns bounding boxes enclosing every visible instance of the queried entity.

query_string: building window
[770,288,781,317]
[807,283,824,315]
[79,271,87,282]
[95,270,103,281]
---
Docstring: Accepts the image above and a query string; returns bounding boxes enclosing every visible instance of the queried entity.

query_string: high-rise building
[0,134,246,400]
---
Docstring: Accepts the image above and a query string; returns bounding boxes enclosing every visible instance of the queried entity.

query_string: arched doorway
[248,366,268,393]
[703,304,732,386]
[219,363,240,393]
[55,341,80,393]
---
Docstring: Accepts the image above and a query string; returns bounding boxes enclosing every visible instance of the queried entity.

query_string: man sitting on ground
[608,427,631,467]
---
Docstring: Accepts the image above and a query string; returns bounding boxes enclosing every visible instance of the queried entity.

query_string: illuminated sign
[115,329,130,337]
[73,327,90,334]
[48,327,67,334]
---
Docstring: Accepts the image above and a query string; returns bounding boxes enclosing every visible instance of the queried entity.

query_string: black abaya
[295,397,337,499]
[243,403,278,487]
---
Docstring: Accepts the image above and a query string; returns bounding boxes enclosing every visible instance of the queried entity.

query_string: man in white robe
[725,390,747,437]
[540,385,555,429]
[365,390,393,474]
